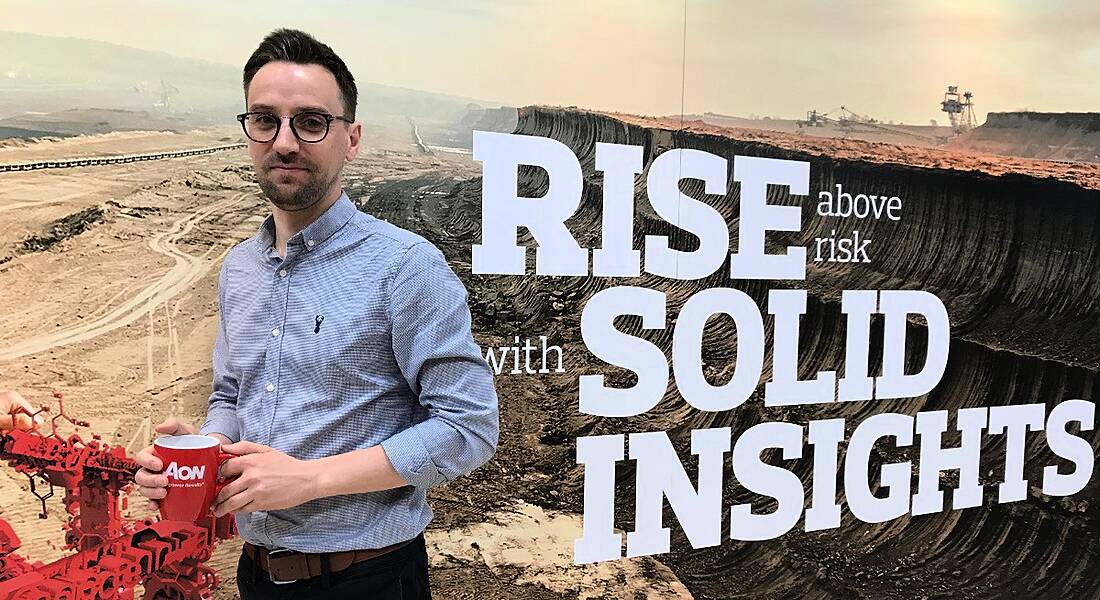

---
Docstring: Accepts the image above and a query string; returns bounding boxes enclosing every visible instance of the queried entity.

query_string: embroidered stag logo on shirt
[314,314,325,334]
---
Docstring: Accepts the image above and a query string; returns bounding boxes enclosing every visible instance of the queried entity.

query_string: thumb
[0,391,39,432]
[0,390,35,414]
[154,418,195,435]
[221,441,271,456]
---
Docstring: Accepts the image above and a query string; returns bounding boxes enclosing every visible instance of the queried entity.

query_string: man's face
[245,61,360,212]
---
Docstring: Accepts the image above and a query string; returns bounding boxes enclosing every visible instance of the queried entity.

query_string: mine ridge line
[0,143,245,173]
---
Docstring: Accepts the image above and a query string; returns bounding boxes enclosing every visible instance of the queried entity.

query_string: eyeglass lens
[242,113,331,143]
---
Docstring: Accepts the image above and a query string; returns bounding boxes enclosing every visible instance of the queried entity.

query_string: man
[132,29,498,599]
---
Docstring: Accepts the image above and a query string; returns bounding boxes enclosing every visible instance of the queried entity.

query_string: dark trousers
[237,534,432,599]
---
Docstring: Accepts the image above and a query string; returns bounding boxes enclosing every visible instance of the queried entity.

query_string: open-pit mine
[0,105,1097,599]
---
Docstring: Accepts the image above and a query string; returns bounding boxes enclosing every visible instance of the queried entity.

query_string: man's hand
[0,390,41,432]
[132,418,230,511]
[211,441,319,517]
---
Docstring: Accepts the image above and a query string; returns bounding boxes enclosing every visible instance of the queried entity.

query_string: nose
[271,116,300,155]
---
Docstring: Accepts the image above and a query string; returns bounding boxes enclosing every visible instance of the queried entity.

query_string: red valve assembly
[0,392,235,599]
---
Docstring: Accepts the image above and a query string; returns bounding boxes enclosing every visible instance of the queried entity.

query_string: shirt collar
[256,191,357,255]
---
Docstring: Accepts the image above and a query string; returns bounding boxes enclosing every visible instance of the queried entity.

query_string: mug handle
[213,451,236,505]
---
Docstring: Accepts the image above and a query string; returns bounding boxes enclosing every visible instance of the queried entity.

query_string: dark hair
[243,28,358,121]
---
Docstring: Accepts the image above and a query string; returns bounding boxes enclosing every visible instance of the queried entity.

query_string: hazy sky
[4,0,1098,123]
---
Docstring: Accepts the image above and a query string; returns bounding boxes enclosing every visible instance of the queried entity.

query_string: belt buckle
[265,547,298,585]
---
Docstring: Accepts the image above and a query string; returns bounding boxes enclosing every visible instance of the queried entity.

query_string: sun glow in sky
[4,0,1098,123]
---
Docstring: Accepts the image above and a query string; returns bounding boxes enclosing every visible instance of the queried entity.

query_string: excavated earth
[387,107,1098,600]
[1,106,1098,599]
[0,120,687,599]
[949,112,1100,163]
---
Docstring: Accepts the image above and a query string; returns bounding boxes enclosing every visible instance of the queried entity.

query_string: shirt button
[271,328,280,337]
[306,239,316,249]
[278,269,288,278]
[266,383,275,392]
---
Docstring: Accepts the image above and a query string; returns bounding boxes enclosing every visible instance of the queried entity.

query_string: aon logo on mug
[164,462,206,481]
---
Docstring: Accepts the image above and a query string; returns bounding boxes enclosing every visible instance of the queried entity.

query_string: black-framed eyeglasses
[236,111,353,144]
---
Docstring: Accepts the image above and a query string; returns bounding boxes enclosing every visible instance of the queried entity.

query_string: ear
[346,121,362,162]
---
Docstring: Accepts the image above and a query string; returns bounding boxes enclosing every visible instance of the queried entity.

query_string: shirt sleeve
[380,241,499,489]
[199,263,241,442]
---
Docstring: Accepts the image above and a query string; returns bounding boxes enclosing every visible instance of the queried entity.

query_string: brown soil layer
[598,109,1100,190]
[442,106,1098,599]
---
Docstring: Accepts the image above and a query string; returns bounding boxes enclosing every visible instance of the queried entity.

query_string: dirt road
[0,192,249,362]
[0,125,670,599]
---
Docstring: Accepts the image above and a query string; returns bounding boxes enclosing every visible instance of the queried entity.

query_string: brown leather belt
[244,537,415,584]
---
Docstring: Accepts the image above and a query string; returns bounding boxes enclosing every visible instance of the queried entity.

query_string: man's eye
[251,114,278,128]
[297,115,327,132]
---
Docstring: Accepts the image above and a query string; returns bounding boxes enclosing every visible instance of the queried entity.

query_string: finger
[0,415,34,431]
[220,441,271,456]
[148,500,159,512]
[233,499,256,515]
[214,476,250,505]
[133,449,163,472]
[0,390,34,413]
[154,418,197,436]
[153,419,178,435]
[212,491,254,518]
[0,391,37,431]
[136,485,167,500]
[219,456,248,478]
[133,469,167,488]
[11,413,35,430]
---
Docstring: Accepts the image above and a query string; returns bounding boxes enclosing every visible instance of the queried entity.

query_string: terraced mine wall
[955,111,1100,162]
[985,111,1100,133]
[409,107,1099,599]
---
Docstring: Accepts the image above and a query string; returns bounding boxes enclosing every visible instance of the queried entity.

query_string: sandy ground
[0,125,690,599]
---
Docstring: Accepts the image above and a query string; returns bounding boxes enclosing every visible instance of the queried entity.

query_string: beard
[257,161,338,212]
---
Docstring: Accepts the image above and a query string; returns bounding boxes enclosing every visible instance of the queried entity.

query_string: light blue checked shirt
[199,192,498,552]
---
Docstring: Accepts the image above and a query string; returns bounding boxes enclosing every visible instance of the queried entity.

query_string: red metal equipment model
[0,392,235,599]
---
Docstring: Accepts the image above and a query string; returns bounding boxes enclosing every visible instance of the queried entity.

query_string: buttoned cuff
[199,413,240,443]
[380,427,444,489]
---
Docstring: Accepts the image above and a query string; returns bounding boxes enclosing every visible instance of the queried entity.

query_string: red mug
[152,434,232,522]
